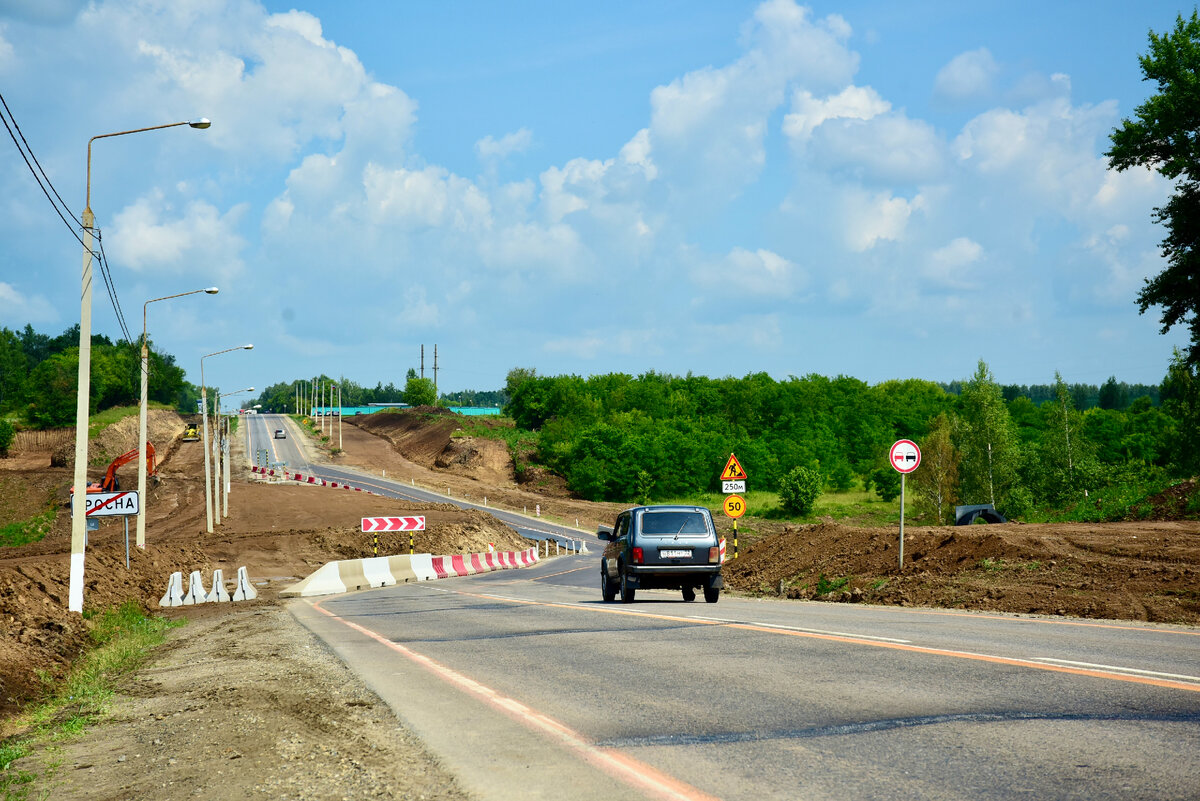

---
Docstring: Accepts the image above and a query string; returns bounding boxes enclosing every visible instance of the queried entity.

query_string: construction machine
[74,443,157,494]
[182,424,200,441]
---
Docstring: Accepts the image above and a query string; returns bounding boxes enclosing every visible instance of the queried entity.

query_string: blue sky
[0,0,1190,403]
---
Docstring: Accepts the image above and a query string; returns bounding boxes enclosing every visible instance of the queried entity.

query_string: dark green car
[597,505,724,604]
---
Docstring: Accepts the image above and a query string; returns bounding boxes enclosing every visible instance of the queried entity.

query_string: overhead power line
[0,90,130,340]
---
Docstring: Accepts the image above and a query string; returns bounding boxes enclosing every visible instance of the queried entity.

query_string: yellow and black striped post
[733,520,738,559]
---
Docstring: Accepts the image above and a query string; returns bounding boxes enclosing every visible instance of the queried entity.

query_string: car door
[603,512,629,578]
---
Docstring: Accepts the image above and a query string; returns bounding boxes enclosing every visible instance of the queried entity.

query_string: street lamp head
[189,118,212,129]
[243,344,254,350]
[204,287,219,295]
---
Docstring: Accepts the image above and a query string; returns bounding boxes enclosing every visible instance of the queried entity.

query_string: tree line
[502,356,1199,522]
[0,324,196,428]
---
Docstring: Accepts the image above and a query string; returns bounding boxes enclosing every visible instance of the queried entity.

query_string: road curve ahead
[291,557,1200,801]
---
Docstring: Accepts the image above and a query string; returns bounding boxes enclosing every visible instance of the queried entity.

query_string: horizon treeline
[501,357,1198,521]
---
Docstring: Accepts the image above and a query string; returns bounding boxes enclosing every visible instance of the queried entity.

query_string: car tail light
[709,547,720,563]
[632,547,644,565]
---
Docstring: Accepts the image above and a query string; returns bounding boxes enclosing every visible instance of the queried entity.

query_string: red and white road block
[362,516,426,532]
[282,547,540,597]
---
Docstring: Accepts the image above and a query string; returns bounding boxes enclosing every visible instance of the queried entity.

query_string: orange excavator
[76,443,157,493]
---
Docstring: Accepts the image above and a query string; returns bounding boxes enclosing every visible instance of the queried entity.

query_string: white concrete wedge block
[181,570,207,605]
[232,566,258,601]
[205,569,231,603]
[158,571,184,608]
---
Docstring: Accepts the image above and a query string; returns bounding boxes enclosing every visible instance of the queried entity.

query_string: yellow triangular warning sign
[720,453,747,481]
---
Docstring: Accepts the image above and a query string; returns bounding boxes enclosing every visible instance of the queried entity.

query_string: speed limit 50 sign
[723,494,747,519]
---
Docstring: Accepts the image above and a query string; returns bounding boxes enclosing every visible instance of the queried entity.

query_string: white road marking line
[688,615,911,643]
[1031,658,1200,683]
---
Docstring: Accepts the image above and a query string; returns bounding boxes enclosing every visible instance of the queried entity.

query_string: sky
[0,0,1191,404]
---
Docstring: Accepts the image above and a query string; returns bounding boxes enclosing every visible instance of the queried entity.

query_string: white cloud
[934,48,998,102]
[476,128,533,161]
[809,112,945,183]
[925,237,983,288]
[0,26,13,70]
[0,281,56,323]
[363,164,492,232]
[648,0,858,199]
[782,85,890,141]
[694,247,805,297]
[841,190,925,251]
[108,194,247,282]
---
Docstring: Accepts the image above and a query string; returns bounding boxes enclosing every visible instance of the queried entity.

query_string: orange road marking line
[309,600,722,801]
[447,589,1200,694]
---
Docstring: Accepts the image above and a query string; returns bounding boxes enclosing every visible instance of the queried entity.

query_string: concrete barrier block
[205,568,231,603]
[232,566,258,601]
[410,553,435,581]
[181,570,207,605]
[158,571,184,608]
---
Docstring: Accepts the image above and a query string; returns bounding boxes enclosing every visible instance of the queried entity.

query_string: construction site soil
[1,407,1197,798]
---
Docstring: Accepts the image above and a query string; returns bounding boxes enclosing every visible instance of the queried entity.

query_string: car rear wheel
[703,586,720,603]
[682,587,696,602]
[601,568,617,602]
[620,568,636,604]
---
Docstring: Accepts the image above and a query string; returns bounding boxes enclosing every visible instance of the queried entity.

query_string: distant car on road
[597,505,724,604]
[274,429,286,439]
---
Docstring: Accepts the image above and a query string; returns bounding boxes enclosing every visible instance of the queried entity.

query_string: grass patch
[0,602,182,799]
[657,487,902,527]
[0,504,56,549]
[815,574,850,596]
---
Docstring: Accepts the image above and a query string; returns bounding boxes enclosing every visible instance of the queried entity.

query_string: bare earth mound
[724,520,1200,624]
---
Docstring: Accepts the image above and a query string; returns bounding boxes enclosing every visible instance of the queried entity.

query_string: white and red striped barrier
[281,547,540,598]
[250,466,376,495]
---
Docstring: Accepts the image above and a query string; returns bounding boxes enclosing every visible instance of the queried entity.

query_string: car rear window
[640,511,709,535]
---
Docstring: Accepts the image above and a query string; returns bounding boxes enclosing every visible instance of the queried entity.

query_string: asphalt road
[290,554,1200,801]
[245,413,589,546]
[255,413,1200,799]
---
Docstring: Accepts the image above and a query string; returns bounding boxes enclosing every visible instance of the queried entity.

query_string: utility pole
[420,344,425,379]
[434,344,439,399]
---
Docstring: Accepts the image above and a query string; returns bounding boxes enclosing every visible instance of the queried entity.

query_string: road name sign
[362,516,426,532]
[723,494,747,519]
[720,453,748,481]
[722,480,746,494]
[78,491,139,517]
[889,440,922,474]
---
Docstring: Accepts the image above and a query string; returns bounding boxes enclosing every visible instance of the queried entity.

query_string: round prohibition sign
[889,439,922,474]
[723,494,747,519]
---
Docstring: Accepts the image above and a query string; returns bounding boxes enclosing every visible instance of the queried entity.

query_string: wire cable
[96,233,132,343]
[0,91,86,250]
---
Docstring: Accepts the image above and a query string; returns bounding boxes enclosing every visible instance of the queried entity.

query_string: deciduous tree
[1107,11,1200,365]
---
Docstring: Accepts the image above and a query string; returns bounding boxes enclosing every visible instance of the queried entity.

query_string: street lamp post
[200,345,252,534]
[216,387,253,522]
[68,118,211,613]
[137,287,218,550]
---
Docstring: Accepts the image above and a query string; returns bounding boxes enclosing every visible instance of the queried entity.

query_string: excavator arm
[100,442,157,492]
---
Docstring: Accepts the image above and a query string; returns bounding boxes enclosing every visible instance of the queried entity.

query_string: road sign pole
[899,473,905,570]
[409,530,414,555]
[733,519,738,559]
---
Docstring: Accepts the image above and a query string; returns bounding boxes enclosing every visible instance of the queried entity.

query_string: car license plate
[661,549,691,559]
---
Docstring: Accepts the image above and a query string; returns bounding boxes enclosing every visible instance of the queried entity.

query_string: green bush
[0,419,12,456]
[872,467,901,502]
[779,465,823,515]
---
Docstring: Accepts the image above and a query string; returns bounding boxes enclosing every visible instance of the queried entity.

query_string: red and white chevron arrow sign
[361,516,426,532]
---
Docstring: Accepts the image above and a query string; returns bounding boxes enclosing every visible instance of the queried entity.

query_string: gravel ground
[17,600,471,800]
